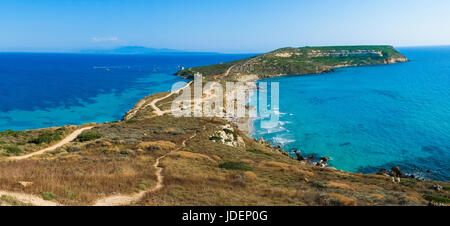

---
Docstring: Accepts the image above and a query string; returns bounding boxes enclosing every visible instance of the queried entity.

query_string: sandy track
[0,190,60,206]
[7,126,94,161]
[92,155,166,206]
[0,126,95,205]
[93,130,199,206]
[148,81,193,116]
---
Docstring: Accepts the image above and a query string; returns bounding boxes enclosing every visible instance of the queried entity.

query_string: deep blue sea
[252,47,450,181]
[0,53,254,131]
[1,48,449,181]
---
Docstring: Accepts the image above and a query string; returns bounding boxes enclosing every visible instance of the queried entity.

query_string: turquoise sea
[0,53,254,131]
[1,48,448,181]
[252,47,450,181]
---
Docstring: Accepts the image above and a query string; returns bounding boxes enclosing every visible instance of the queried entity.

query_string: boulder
[293,150,305,161]
[390,167,403,177]
[320,157,330,163]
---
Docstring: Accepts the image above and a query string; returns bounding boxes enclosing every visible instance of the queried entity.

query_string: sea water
[0,52,254,131]
[252,47,450,181]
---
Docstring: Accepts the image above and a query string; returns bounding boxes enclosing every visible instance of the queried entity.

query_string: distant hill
[81,46,217,55]
[175,45,408,81]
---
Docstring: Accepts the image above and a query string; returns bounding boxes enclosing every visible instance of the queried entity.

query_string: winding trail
[93,129,200,206]
[0,126,95,206]
[223,64,236,77]
[147,81,193,116]
[7,126,94,161]
[0,190,60,206]
[0,128,199,206]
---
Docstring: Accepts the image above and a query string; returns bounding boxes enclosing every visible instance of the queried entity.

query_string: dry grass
[1,113,449,206]
[328,181,354,191]
[168,151,217,164]
[0,153,158,205]
[328,193,357,206]
[138,141,177,151]
[0,125,86,158]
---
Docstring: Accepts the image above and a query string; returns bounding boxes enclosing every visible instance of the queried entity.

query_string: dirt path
[1,127,96,205]
[92,154,166,206]
[93,129,199,206]
[0,190,60,206]
[7,126,94,161]
[223,64,236,77]
[148,81,192,116]
[0,128,199,206]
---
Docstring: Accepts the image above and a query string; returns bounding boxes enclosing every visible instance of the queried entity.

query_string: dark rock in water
[307,154,314,159]
[320,157,330,163]
[293,150,305,161]
[426,170,431,173]
[340,142,351,146]
[377,169,388,175]
[390,167,403,177]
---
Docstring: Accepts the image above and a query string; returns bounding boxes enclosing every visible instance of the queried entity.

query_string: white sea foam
[272,135,295,146]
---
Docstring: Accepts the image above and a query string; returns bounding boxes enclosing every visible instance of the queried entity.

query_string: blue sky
[1,0,450,53]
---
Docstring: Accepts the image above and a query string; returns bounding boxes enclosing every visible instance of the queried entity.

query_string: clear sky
[1,0,450,53]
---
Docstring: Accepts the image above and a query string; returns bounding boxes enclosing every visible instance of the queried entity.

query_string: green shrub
[223,128,237,139]
[4,145,22,155]
[423,194,450,204]
[42,192,56,200]
[125,119,138,124]
[0,129,23,138]
[219,162,253,171]
[0,195,29,206]
[209,136,222,141]
[76,131,102,142]
[138,180,150,190]
[29,131,61,144]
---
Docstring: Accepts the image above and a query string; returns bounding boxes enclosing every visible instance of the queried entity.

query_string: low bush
[423,194,450,204]
[219,162,253,171]
[42,192,56,200]
[4,145,22,155]
[209,136,222,141]
[29,131,61,144]
[76,132,102,142]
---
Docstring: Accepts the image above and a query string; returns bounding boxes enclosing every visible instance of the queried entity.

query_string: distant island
[80,46,218,55]
[176,45,408,81]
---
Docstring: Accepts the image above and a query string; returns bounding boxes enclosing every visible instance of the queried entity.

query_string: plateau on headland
[175,45,408,81]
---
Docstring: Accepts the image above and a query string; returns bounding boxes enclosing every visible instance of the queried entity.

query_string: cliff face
[176,45,408,81]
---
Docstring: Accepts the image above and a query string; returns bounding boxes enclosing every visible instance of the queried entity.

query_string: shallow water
[252,47,450,181]
[0,53,255,131]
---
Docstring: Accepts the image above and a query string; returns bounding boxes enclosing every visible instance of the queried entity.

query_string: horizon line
[1,44,449,55]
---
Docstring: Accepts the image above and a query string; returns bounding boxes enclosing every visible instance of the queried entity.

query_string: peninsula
[176,45,408,81]
[1,46,449,207]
